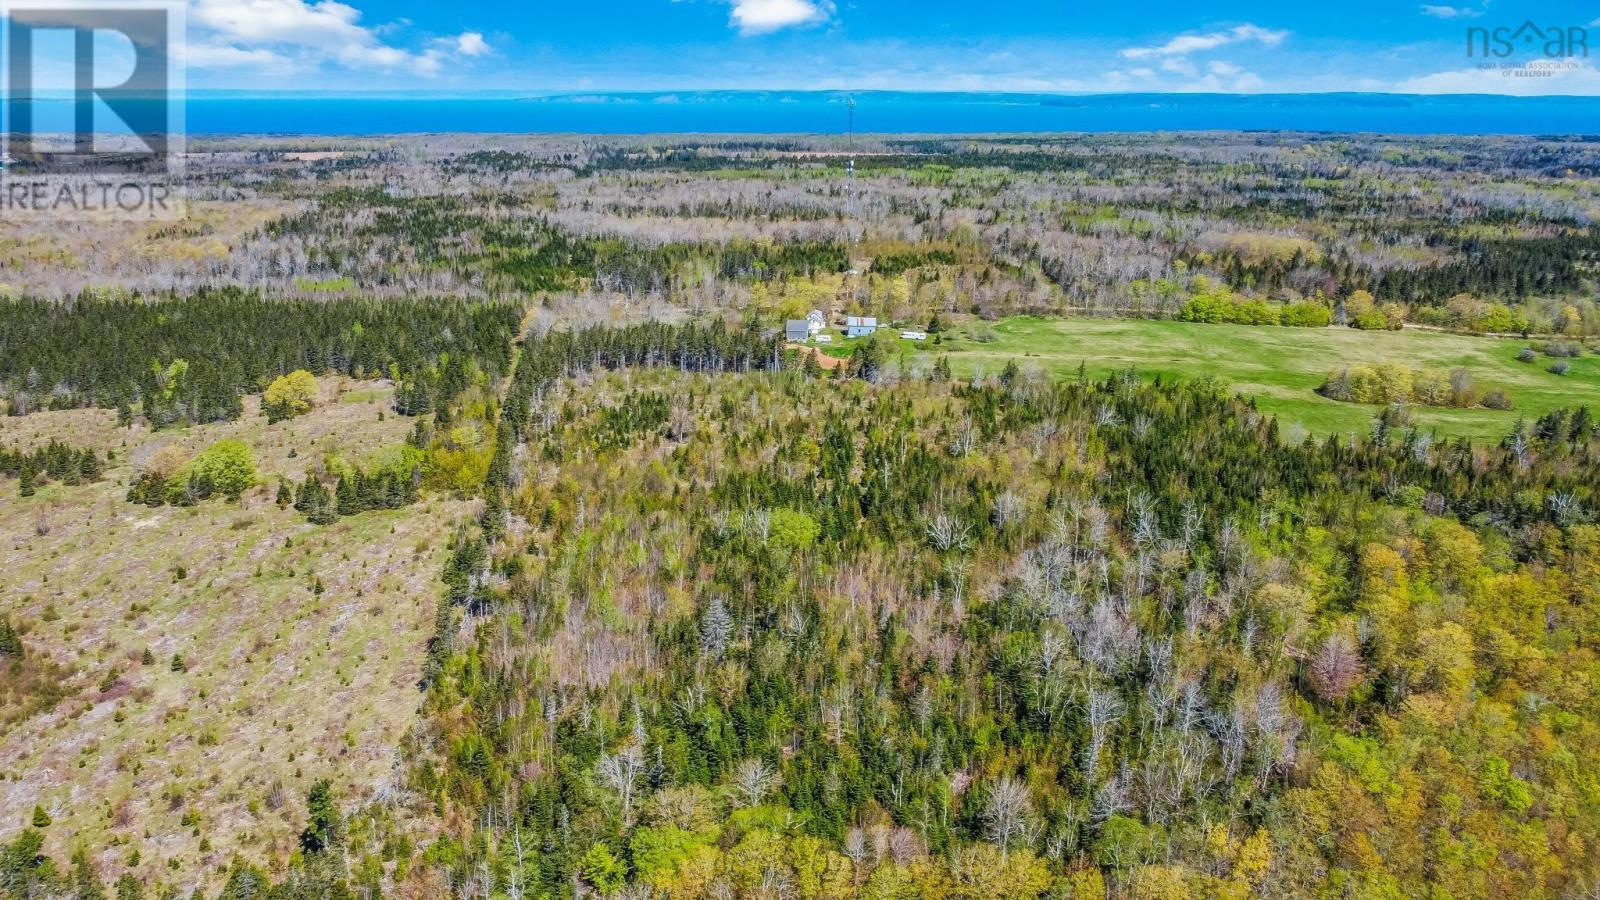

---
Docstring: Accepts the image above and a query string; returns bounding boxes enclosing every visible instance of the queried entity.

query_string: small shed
[845,316,878,338]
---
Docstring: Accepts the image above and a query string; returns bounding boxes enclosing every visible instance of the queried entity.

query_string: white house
[845,316,877,338]
[806,309,826,335]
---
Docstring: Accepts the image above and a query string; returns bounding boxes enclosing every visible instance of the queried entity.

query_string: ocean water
[11,91,1600,136]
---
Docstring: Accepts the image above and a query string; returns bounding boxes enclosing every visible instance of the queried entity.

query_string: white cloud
[1399,60,1600,95]
[185,0,484,74]
[181,41,293,68]
[454,31,489,57]
[192,0,368,50]
[1230,71,1265,91]
[1120,24,1286,59]
[1158,60,1266,92]
[727,0,832,35]
[1421,5,1482,19]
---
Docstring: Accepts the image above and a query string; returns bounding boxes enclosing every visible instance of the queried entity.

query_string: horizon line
[98,89,1600,101]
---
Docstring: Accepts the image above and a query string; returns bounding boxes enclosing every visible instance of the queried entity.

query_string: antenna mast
[846,96,859,244]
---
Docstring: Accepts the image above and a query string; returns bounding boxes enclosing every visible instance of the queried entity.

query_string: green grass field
[917,317,1600,443]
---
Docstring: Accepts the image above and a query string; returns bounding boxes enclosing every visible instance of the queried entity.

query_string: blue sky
[67,0,1600,93]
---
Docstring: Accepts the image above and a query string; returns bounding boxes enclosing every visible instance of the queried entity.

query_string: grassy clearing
[917,317,1600,443]
[0,382,463,894]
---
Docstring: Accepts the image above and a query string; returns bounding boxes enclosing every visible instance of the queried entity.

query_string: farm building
[785,320,810,342]
[845,316,877,337]
[806,310,827,334]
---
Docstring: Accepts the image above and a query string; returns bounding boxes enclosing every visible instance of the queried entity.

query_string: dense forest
[0,291,520,424]
[384,329,1600,899]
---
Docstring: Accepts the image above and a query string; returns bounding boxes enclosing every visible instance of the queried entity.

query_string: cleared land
[0,382,462,894]
[916,317,1600,442]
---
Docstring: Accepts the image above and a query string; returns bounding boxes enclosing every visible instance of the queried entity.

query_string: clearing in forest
[921,316,1599,442]
[0,382,462,894]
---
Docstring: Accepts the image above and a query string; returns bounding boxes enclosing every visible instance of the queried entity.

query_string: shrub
[1350,309,1393,331]
[1280,302,1332,327]
[263,370,318,423]
[1517,348,1538,363]
[1544,341,1583,358]
[1411,306,1454,329]
[1472,304,1528,335]
[1319,363,1508,409]
[1318,370,1354,402]
[1548,361,1571,376]
[1482,390,1514,410]
[1235,299,1281,326]
[1411,369,1452,407]
[1178,291,1280,326]
[136,439,259,506]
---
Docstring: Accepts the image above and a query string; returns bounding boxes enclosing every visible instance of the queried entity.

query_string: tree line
[0,290,520,426]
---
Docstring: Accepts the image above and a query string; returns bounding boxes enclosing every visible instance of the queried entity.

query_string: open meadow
[917,317,1600,443]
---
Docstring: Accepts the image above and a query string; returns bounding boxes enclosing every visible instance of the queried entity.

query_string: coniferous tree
[481,489,507,544]
[298,780,339,853]
[0,618,22,658]
[70,848,106,900]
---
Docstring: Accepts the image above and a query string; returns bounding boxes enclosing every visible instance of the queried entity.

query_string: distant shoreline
[7,91,1594,136]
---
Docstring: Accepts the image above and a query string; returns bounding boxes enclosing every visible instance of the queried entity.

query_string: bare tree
[926,512,973,553]
[983,776,1034,857]
[597,743,646,826]
[1549,491,1581,526]
[1253,682,1301,777]
[508,824,527,900]
[1509,429,1531,470]
[948,418,977,457]
[731,757,777,808]
[992,490,1026,530]
[1083,687,1123,782]
[843,828,868,867]
[758,866,797,900]
[700,596,733,659]
[744,508,773,543]
[1091,766,1132,823]
[1308,633,1363,702]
